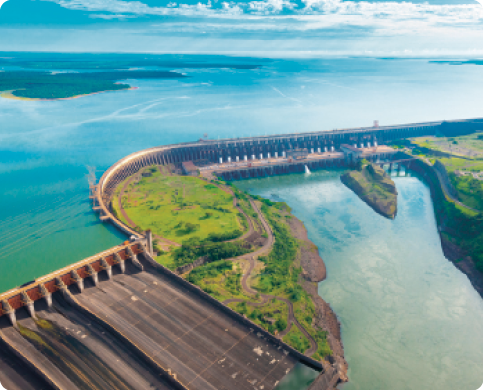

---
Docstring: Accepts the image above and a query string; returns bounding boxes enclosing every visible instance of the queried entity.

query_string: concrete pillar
[374,140,378,147]
[114,253,125,274]
[252,154,256,160]
[353,143,357,148]
[244,155,247,161]
[331,146,335,152]
[101,258,112,279]
[71,270,84,293]
[267,153,271,159]
[318,147,321,153]
[324,146,328,152]
[21,292,36,320]
[311,148,314,154]
[87,264,99,286]
[1,300,17,328]
[219,157,223,164]
[145,230,153,256]
[259,153,263,160]
[282,151,286,158]
[127,246,144,271]
[360,143,364,148]
[39,284,52,308]
[55,278,76,305]
[236,156,239,162]
[275,152,278,158]
[227,157,231,163]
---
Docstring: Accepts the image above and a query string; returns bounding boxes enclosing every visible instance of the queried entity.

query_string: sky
[0,0,482,56]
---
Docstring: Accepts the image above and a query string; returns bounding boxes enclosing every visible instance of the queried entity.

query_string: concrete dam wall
[0,250,314,390]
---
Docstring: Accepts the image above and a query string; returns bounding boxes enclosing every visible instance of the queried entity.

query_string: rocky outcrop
[341,163,398,219]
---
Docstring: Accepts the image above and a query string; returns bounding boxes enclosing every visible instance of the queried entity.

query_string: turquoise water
[1,54,483,389]
[2,56,483,292]
[236,171,483,390]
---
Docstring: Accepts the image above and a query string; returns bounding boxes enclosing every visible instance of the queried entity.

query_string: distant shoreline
[0,86,138,101]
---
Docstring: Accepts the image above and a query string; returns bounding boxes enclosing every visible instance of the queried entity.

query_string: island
[111,164,348,378]
[0,70,186,100]
[340,162,398,219]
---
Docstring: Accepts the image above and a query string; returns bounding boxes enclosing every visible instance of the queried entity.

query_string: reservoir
[2,56,483,389]
[236,170,483,390]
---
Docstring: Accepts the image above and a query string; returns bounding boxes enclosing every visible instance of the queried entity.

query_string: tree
[275,318,287,331]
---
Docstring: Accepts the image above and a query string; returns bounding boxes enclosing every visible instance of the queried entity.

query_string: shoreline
[408,158,483,299]
[287,213,348,382]
[0,86,138,101]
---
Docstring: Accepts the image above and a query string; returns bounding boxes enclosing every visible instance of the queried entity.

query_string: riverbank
[287,214,348,382]
[340,163,398,219]
[408,157,483,298]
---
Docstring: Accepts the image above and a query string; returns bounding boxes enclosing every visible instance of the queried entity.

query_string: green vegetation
[283,325,311,353]
[0,70,185,99]
[0,57,260,71]
[172,239,251,268]
[341,162,398,219]
[112,167,245,244]
[406,134,483,271]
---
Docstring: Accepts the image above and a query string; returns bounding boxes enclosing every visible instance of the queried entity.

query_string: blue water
[1,54,483,389]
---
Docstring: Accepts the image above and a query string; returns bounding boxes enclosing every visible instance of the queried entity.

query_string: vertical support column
[127,246,144,271]
[39,284,52,308]
[114,253,125,274]
[71,270,84,293]
[101,258,112,279]
[236,156,239,162]
[145,230,154,257]
[244,155,247,161]
[87,264,99,286]
[21,292,36,320]
[1,300,17,328]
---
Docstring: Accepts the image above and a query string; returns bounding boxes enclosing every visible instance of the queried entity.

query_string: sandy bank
[0,86,138,101]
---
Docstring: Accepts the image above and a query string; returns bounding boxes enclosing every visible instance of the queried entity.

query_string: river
[1,54,483,389]
[236,170,483,390]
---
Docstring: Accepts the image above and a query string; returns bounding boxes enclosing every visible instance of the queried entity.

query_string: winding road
[223,199,318,357]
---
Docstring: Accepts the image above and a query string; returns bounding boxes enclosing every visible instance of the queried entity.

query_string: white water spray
[305,165,311,174]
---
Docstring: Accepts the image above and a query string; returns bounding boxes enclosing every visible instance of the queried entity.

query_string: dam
[0,117,480,390]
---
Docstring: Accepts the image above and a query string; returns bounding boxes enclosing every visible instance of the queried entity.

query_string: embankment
[408,158,483,298]
[287,215,348,383]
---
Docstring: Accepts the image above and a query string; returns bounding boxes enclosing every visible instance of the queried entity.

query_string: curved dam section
[94,117,481,233]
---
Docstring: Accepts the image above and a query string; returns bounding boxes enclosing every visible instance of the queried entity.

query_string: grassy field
[411,133,483,158]
[112,167,245,244]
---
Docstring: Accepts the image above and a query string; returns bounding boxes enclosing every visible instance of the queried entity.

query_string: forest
[0,70,186,99]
